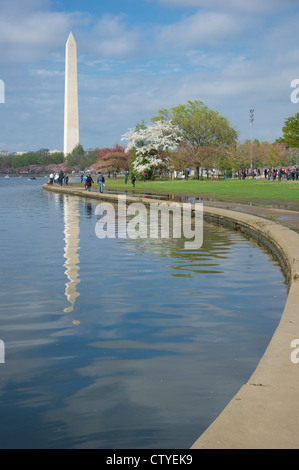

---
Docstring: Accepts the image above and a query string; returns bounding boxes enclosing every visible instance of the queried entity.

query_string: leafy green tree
[79,149,101,169]
[287,148,299,166]
[66,144,85,167]
[260,142,289,169]
[46,152,64,165]
[72,144,85,156]
[152,100,238,178]
[12,152,40,168]
[0,155,13,171]
[225,143,251,178]
[277,113,299,148]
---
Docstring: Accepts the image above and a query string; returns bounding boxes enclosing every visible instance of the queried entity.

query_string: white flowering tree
[121,120,183,178]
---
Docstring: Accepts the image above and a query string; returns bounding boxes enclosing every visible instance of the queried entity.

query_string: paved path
[203,199,299,233]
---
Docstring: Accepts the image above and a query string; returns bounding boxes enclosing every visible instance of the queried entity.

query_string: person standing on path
[58,170,64,186]
[97,172,105,193]
[131,173,136,187]
[86,174,93,191]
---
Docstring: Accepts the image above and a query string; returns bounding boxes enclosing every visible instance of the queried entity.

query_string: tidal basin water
[0,177,287,449]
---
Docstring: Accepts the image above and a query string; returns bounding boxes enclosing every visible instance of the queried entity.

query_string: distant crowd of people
[264,167,299,180]
[240,167,299,180]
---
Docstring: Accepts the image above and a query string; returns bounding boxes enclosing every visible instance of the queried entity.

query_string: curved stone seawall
[43,184,299,448]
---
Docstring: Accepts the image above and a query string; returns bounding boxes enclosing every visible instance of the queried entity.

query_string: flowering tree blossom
[90,150,131,174]
[121,120,183,176]
[89,144,131,174]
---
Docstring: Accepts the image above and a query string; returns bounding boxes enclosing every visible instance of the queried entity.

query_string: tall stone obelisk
[64,32,79,156]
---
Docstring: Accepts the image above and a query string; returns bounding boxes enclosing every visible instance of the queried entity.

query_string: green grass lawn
[71,177,299,205]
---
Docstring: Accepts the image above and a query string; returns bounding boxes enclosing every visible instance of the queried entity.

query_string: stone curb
[43,184,299,448]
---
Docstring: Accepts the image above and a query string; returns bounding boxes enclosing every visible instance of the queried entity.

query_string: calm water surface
[0,177,287,449]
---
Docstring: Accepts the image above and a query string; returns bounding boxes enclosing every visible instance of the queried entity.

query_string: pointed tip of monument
[67,31,75,43]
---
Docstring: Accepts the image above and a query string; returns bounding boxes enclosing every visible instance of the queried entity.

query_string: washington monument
[64,32,79,156]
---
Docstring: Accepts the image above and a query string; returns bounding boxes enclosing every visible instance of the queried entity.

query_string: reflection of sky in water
[0,178,287,449]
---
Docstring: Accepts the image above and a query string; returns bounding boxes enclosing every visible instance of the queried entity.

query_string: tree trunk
[194,166,200,179]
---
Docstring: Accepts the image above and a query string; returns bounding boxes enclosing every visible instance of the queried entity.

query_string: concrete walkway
[43,184,299,448]
[203,199,299,235]
[191,205,299,449]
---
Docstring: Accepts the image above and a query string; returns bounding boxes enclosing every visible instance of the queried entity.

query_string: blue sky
[1,0,299,152]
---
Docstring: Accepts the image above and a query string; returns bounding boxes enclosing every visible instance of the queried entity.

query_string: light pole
[250,109,254,176]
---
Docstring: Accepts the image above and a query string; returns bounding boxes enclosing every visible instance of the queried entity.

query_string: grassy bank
[70,177,299,205]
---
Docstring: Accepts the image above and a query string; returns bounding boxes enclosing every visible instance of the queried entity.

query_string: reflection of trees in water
[93,200,280,279]
[121,208,234,277]
[93,200,255,278]
[129,223,232,275]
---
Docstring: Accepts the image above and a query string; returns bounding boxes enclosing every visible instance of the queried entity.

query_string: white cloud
[80,14,142,59]
[0,1,88,64]
[156,10,243,50]
[0,13,68,46]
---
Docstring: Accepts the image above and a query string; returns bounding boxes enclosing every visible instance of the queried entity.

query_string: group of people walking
[85,171,138,191]
[124,171,139,186]
[48,171,69,186]
[47,169,144,192]
[81,172,105,193]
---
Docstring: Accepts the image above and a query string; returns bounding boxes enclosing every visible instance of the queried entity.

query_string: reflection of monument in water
[63,196,80,313]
